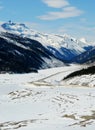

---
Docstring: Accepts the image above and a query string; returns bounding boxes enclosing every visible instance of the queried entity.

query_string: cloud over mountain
[38,6,83,20]
[39,0,83,20]
[42,0,69,8]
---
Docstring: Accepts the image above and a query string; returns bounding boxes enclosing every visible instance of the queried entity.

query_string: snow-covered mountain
[0,32,64,73]
[0,21,95,73]
[1,21,93,61]
[71,46,95,64]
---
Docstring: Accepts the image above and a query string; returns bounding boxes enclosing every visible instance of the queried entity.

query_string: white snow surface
[0,65,95,130]
[63,74,95,87]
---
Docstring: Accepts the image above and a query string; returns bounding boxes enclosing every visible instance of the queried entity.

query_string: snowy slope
[62,65,95,87]
[0,32,65,73]
[1,21,93,61]
[71,46,95,64]
[0,65,95,130]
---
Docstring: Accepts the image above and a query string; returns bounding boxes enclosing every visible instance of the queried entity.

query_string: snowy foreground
[0,65,95,130]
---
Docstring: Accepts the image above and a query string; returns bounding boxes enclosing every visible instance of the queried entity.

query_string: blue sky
[0,0,95,42]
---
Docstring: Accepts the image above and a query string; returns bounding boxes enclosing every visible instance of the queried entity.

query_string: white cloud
[0,5,3,10]
[42,0,69,8]
[39,0,83,20]
[38,7,83,20]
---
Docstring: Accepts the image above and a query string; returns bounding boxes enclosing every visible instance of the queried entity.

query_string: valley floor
[0,65,95,130]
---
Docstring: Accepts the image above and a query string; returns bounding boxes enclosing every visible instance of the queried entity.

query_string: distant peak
[1,21,29,32]
[80,37,87,43]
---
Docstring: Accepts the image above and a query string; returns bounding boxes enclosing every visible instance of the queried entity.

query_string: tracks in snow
[28,67,80,86]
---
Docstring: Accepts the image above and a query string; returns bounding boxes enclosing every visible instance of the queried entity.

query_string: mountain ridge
[0,21,95,73]
[0,32,65,73]
[1,21,93,61]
